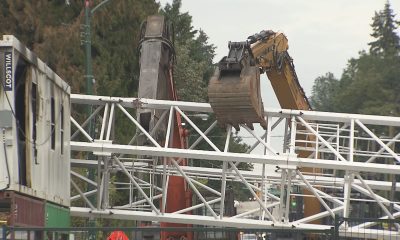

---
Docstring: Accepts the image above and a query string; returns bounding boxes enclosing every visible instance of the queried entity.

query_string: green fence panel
[45,202,70,228]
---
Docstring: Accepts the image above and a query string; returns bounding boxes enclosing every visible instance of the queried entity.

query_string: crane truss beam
[69,94,400,238]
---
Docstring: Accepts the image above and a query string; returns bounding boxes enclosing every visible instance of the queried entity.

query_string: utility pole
[84,0,112,94]
[84,0,93,97]
[82,0,112,237]
[83,1,96,238]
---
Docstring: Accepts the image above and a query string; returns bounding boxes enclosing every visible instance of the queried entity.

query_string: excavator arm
[249,31,311,111]
[208,30,310,131]
[208,30,321,224]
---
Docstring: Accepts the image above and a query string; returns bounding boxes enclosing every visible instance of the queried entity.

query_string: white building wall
[0,35,70,207]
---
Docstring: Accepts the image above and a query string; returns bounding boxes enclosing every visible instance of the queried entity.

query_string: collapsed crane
[137,19,321,237]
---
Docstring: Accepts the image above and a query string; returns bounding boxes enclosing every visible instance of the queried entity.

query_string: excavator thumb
[208,42,266,131]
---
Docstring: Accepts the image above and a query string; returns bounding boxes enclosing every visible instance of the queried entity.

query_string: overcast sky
[159,0,400,105]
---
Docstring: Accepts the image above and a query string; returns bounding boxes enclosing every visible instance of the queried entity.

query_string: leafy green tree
[310,2,400,116]
[160,0,196,43]
[91,0,160,98]
[191,30,216,85]
[334,1,400,115]
[160,0,215,102]
[173,40,209,102]
[335,54,396,115]
[310,72,339,111]
[368,1,400,56]
[0,0,160,97]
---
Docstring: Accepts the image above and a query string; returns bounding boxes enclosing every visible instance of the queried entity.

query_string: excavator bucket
[208,63,266,130]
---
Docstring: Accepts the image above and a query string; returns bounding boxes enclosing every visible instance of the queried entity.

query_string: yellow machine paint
[208,30,321,225]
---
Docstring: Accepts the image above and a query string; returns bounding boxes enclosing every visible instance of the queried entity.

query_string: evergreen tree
[311,2,400,116]
[161,0,215,102]
[333,53,396,115]
[0,0,160,96]
[160,0,196,43]
[310,72,339,111]
[368,1,400,56]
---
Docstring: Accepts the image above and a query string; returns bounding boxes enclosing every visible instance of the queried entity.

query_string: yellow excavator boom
[208,29,320,224]
[249,31,310,111]
[208,30,311,131]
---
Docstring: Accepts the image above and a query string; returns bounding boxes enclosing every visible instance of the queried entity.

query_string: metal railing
[1,225,335,240]
[334,216,400,239]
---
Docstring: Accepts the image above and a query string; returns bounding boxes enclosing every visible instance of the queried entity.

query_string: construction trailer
[0,35,71,229]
